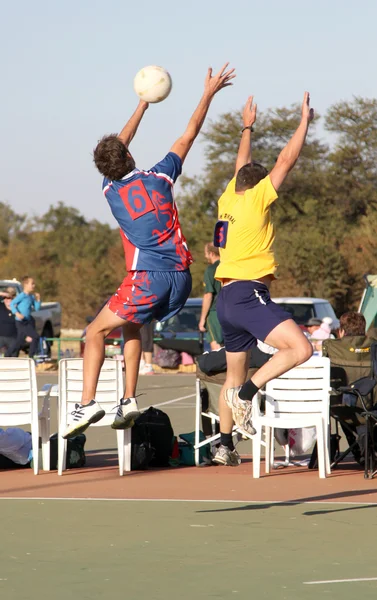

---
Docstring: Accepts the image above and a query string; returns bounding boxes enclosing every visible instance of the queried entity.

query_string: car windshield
[156,305,201,333]
[277,303,315,325]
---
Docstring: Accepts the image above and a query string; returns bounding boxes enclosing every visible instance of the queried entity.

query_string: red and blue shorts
[107,269,192,325]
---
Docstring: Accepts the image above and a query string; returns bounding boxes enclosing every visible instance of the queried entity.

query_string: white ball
[133,65,172,104]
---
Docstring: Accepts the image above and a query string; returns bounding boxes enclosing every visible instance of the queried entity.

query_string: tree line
[1,96,376,328]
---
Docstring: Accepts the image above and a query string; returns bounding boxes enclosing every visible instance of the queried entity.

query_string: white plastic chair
[252,356,331,479]
[58,358,131,476]
[0,357,51,474]
[194,377,265,464]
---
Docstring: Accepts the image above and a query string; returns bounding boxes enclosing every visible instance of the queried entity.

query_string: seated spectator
[310,317,333,355]
[303,317,322,338]
[322,311,376,464]
[0,288,18,355]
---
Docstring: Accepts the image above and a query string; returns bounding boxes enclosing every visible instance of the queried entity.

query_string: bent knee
[295,339,313,365]
[86,321,109,340]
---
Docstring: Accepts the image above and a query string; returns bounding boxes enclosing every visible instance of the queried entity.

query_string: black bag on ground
[49,433,87,470]
[131,407,174,470]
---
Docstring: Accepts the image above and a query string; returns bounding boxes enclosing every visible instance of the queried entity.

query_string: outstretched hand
[243,95,257,127]
[302,92,314,123]
[204,63,236,97]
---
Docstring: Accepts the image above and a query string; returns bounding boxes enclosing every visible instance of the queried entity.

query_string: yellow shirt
[215,175,278,281]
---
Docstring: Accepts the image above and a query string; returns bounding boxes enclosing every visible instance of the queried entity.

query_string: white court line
[1,498,377,506]
[304,577,377,585]
[144,393,194,410]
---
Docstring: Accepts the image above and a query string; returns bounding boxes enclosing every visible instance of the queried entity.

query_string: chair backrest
[59,358,123,427]
[0,357,38,426]
[265,356,330,419]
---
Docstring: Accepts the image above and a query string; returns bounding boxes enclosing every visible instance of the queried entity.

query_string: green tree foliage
[0,202,125,327]
[178,97,377,315]
[1,97,377,327]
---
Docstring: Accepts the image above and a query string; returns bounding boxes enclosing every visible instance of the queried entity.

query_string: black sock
[220,432,234,451]
[239,380,259,401]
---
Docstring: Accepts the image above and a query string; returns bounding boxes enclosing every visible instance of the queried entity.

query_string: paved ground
[1,372,377,600]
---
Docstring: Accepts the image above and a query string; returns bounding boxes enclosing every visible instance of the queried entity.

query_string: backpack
[49,433,87,470]
[131,407,174,470]
[154,348,181,369]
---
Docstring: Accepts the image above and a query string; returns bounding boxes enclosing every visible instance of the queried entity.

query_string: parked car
[0,278,62,340]
[154,298,209,351]
[272,297,339,331]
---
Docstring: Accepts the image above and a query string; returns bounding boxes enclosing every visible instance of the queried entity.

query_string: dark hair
[205,243,220,257]
[235,162,268,192]
[93,135,135,180]
[339,312,366,336]
[22,275,32,285]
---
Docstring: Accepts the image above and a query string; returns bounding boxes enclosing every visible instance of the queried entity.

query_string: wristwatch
[241,125,254,133]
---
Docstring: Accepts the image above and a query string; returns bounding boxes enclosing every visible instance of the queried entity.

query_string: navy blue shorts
[216,281,291,352]
[108,269,192,325]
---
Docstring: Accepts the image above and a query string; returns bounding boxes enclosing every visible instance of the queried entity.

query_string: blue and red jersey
[103,152,193,272]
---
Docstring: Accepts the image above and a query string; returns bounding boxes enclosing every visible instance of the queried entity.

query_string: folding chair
[57,358,131,476]
[0,357,51,474]
[252,356,331,479]
[324,338,377,469]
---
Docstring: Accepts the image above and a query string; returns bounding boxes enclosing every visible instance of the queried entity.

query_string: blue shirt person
[5,277,41,359]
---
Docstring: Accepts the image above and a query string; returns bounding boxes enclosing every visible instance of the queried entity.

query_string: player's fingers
[217,62,230,77]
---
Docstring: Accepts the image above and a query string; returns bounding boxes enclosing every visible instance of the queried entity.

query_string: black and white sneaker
[111,397,140,430]
[62,400,105,439]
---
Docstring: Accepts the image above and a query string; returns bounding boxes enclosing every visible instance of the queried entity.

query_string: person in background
[0,288,18,355]
[310,317,333,355]
[303,317,322,338]
[5,276,41,359]
[198,243,224,350]
[139,322,155,375]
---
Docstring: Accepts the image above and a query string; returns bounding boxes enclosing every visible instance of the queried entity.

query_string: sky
[2,0,377,225]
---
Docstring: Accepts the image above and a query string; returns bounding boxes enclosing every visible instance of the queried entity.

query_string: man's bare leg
[81,306,129,404]
[62,305,129,438]
[239,319,312,400]
[122,322,143,398]
[213,350,250,466]
[220,350,250,434]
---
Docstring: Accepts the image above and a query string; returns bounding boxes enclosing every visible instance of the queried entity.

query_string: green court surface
[1,499,377,600]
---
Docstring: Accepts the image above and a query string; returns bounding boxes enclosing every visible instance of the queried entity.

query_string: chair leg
[270,427,275,468]
[195,378,201,466]
[252,426,262,478]
[265,426,271,474]
[324,419,331,476]
[58,435,67,476]
[40,417,50,471]
[117,430,125,476]
[31,419,39,475]
[315,422,326,479]
[124,429,131,472]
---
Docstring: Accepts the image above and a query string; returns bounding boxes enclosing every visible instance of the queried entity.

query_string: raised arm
[170,63,236,164]
[234,96,257,177]
[117,100,149,147]
[269,92,314,191]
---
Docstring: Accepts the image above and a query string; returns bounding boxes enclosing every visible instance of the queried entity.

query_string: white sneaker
[62,400,105,439]
[139,363,154,375]
[111,397,140,429]
[224,387,256,435]
[213,445,241,466]
[138,359,146,374]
